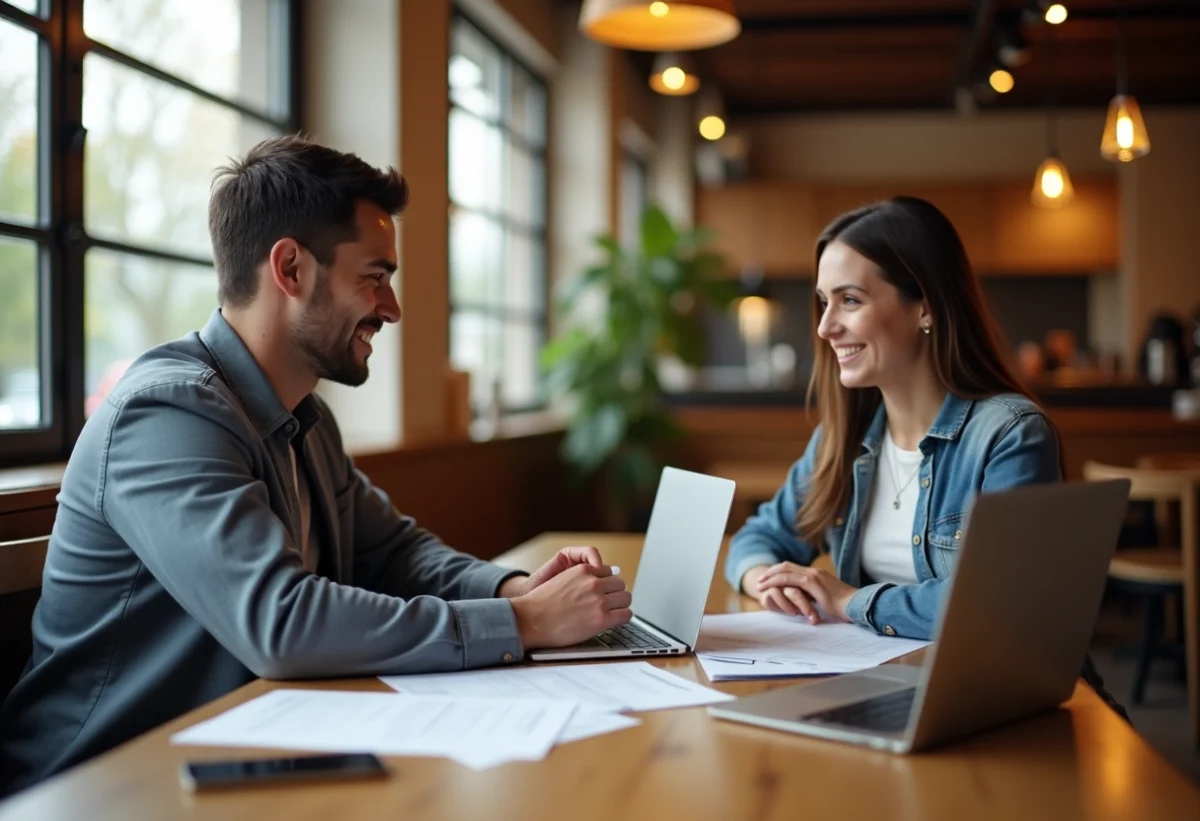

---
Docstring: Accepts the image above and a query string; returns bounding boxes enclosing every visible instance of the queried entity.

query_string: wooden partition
[671,406,1200,482]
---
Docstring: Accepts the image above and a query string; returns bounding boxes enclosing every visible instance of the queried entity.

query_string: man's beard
[293,272,376,387]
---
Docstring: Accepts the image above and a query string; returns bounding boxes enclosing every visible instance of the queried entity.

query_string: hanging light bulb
[989,68,1014,94]
[1032,157,1074,208]
[1101,95,1151,162]
[1044,4,1068,25]
[579,1,741,51]
[1032,27,1074,208]
[1101,5,1150,162]
[649,51,701,96]
[696,85,725,140]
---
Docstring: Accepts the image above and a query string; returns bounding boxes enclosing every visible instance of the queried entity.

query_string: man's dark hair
[208,134,409,308]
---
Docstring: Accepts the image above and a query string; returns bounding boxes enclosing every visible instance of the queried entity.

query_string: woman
[728,196,1061,635]
[723,196,1128,718]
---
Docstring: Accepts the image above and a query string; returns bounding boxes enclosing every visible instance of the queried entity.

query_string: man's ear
[266,239,309,299]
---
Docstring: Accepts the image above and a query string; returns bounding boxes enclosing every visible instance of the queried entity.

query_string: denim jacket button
[884,626,897,636]
[834,516,845,527]
[920,478,930,488]
[954,529,963,540]
[912,535,921,546]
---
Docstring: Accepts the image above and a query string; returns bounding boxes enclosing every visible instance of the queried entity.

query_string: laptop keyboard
[593,623,671,650]
[801,688,917,734]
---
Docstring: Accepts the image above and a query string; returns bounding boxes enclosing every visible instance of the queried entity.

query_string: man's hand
[500,546,606,600]
[509,563,632,649]
[754,561,858,624]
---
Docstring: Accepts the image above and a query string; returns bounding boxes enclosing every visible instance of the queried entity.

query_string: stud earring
[922,324,932,335]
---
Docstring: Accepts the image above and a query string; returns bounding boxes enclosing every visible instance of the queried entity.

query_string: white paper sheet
[695,612,930,681]
[170,689,576,766]
[380,661,733,713]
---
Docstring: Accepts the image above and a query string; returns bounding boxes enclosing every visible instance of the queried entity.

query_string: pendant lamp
[579,1,740,51]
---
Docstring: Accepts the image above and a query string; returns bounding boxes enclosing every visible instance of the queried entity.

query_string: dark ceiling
[628,0,1200,114]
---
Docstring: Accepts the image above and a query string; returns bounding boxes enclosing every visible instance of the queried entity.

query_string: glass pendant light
[1100,5,1150,162]
[1032,27,1074,208]
[649,51,701,96]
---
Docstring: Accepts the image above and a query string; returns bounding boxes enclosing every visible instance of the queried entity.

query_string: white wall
[304,0,403,453]
[549,4,611,320]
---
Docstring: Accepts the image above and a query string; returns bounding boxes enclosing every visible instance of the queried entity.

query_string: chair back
[0,484,56,705]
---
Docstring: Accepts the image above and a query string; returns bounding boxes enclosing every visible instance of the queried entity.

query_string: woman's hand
[755,562,859,624]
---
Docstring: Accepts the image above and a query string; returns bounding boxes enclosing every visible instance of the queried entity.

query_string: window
[0,0,297,466]
[619,149,648,251]
[447,13,548,416]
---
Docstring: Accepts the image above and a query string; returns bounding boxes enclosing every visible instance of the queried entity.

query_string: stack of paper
[171,690,577,770]
[171,662,732,771]
[382,661,734,767]
[695,612,930,681]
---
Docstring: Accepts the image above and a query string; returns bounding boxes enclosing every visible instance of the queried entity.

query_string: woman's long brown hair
[796,196,1040,545]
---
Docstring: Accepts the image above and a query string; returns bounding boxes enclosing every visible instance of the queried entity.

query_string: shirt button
[884,626,897,636]
[912,535,921,546]
[502,652,514,663]
[920,478,930,488]
[954,529,963,540]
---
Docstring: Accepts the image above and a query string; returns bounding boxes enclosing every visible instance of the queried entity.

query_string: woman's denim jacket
[724,392,1060,641]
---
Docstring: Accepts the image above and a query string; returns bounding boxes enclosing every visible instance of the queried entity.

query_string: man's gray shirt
[0,310,525,795]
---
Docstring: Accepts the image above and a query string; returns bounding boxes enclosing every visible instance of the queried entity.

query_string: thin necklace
[886,434,922,510]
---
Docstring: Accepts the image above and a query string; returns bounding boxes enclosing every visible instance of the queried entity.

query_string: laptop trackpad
[797,668,919,709]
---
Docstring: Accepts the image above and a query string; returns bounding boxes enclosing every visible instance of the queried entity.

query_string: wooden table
[2,532,1198,821]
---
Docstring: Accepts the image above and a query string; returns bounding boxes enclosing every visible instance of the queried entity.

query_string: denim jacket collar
[198,309,322,441]
[860,391,975,457]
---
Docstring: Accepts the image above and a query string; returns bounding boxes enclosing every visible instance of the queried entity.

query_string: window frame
[0,0,300,467]
[446,8,549,417]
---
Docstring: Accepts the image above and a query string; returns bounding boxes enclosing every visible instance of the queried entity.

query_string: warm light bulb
[1045,4,1068,25]
[1116,113,1134,149]
[1101,94,1151,162]
[989,69,1014,93]
[649,2,669,17]
[1040,166,1064,199]
[662,66,685,90]
[1031,156,1074,208]
[699,115,726,140]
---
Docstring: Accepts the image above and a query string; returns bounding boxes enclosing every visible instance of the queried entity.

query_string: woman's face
[815,240,930,391]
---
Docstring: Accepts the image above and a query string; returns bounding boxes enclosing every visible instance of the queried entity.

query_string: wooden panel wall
[353,431,601,561]
[670,407,1200,483]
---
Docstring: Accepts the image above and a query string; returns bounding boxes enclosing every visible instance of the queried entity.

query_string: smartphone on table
[180,752,389,792]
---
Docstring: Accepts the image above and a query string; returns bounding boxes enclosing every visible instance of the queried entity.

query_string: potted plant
[541,205,736,528]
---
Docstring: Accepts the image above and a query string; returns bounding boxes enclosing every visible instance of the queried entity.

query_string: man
[0,136,632,795]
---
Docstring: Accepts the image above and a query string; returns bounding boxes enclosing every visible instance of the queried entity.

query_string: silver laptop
[529,466,735,662]
[707,479,1131,753]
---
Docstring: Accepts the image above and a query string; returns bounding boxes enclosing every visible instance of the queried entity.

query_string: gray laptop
[529,466,735,662]
[707,479,1131,753]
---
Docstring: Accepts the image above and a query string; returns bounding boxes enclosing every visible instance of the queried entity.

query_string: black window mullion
[58,0,86,452]
[85,41,288,131]
[0,1,50,34]
[84,236,212,270]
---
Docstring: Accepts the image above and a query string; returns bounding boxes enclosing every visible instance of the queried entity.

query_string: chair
[1082,461,1199,747]
[0,535,49,703]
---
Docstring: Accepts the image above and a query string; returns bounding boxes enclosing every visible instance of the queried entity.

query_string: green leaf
[640,206,678,258]
[562,404,627,473]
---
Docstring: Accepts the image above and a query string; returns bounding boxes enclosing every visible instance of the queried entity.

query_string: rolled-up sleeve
[724,427,823,594]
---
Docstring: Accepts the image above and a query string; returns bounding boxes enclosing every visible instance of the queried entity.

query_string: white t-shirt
[859,429,922,585]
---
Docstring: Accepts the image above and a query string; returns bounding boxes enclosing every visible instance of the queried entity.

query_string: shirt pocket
[926,511,965,577]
